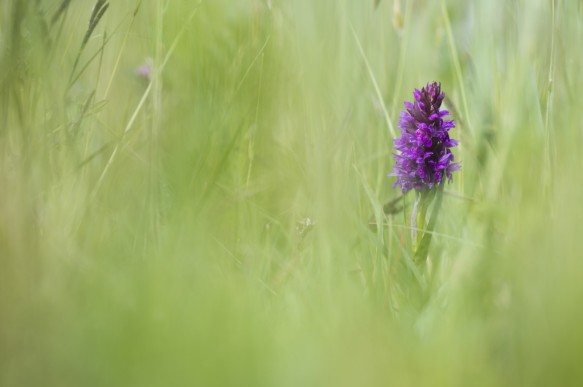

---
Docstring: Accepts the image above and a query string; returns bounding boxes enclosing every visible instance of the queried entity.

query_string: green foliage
[1,0,582,385]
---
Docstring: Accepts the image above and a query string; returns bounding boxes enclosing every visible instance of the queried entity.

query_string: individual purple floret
[391,82,460,194]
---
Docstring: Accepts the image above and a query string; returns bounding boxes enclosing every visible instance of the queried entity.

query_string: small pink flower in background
[136,57,153,81]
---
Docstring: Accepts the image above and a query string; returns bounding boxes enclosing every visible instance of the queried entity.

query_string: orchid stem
[413,183,444,264]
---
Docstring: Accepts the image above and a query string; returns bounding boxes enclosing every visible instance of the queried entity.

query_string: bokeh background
[2,0,583,385]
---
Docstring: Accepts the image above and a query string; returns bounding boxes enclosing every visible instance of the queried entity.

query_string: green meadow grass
[2,0,583,385]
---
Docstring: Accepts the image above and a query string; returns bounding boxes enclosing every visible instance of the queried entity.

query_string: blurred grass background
[1,0,583,385]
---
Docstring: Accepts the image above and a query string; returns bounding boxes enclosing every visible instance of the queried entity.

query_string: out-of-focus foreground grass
[2,0,583,385]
